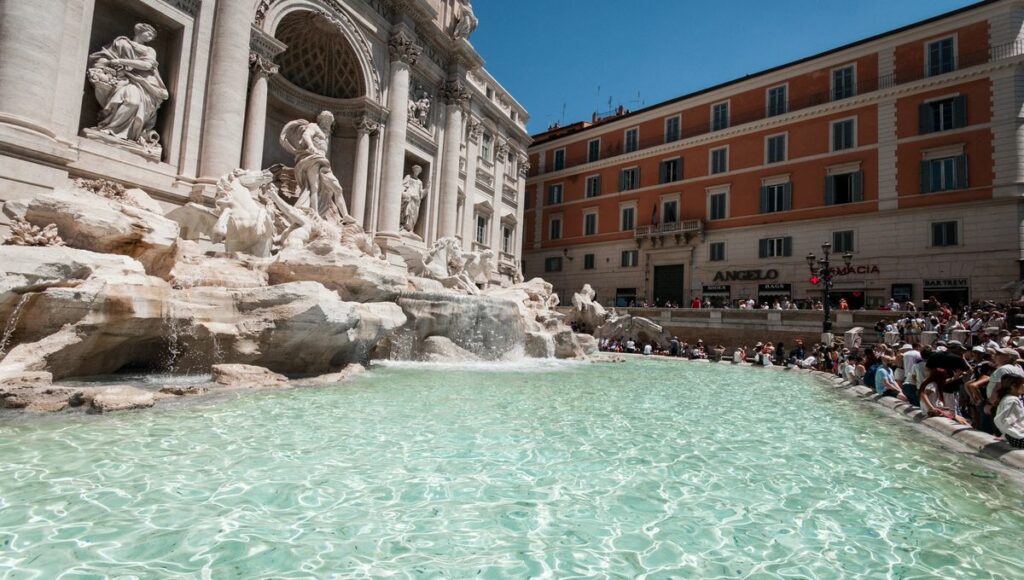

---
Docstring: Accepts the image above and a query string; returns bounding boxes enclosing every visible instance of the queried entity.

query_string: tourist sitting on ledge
[994,375,1024,448]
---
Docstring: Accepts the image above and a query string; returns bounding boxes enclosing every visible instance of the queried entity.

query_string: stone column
[199,0,255,180]
[514,153,531,262]
[461,117,484,250]
[0,0,68,137]
[377,30,422,235]
[241,53,278,171]
[437,80,471,238]
[492,139,510,251]
[351,116,378,227]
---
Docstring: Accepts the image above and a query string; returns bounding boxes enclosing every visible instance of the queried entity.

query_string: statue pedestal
[83,128,161,161]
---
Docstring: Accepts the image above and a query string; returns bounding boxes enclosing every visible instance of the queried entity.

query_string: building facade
[524,0,1024,308]
[0,0,529,281]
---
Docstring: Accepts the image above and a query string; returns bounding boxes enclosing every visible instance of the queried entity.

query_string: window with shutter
[783,237,793,257]
[758,238,769,258]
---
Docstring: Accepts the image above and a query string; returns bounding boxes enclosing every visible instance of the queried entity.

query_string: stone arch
[259,0,382,102]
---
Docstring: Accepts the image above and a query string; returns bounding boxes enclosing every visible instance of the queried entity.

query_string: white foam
[370,358,588,373]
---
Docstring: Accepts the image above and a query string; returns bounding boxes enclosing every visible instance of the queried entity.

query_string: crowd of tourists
[596,299,1024,448]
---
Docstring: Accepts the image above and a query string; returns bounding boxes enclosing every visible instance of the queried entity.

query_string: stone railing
[634,219,702,239]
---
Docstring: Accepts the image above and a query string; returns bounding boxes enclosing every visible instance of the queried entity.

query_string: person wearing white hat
[900,343,922,405]
[982,348,1024,433]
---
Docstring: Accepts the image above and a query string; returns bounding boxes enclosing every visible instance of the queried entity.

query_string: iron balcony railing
[532,39,1024,178]
[634,219,703,238]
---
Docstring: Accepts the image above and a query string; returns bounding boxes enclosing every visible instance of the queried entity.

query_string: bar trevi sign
[924,278,969,288]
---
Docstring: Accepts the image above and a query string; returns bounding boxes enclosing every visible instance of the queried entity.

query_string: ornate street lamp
[806,242,853,343]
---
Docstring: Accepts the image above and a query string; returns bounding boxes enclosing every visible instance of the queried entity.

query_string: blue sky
[470,0,983,135]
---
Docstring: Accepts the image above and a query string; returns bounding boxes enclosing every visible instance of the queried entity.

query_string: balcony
[635,219,703,245]
[531,39,1024,178]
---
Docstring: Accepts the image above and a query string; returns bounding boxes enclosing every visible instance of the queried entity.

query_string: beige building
[0,0,529,281]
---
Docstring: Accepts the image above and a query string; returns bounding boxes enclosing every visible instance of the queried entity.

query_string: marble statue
[465,248,496,288]
[400,165,427,233]
[570,283,609,330]
[86,23,169,157]
[422,236,478,294]
[452,0,478,39]
[279,111,351,223]
[210,169,277,257]
[408,89,431,128]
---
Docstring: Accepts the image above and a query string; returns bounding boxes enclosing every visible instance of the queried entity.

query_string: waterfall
[0,293,32,359]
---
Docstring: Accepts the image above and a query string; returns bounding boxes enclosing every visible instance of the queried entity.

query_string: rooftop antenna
[560,102,566,124]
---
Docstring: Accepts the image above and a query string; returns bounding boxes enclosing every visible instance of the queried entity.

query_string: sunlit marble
[2,360,1023,577]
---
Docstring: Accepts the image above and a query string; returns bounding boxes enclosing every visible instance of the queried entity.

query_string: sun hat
[898,344,913,352]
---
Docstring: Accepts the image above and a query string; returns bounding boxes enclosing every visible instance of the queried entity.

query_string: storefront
[891,283,913,304]
[701,285,731,308]
[923,278,970,307]
[758,283,792,305]
[615,287,637,307]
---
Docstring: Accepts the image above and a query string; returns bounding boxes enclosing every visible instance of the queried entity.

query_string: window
[710,147,728,174]
[766,134,787,164]
[583,212,598,236]
[585,175,602,198]
[832,230,854,253]
[663,200,678,223]
[481,133,494,161]
[588,139,600,162]
[712,102,729,131]
[549,217,562,240]
[928,37,956,77]
[709,192,727,220]
[832,65,855,100]
[921,155,968,193]
[620,206,635,231]
[709,241,726,262]
[548,184,563,205]
[932,221,958,247]
[621,250,639,267]
[502,225,514,254]
[544,257,563,272]
[619,167,640,191]
[553,148,566,171]
[760,183,792,213]
[475,214,488,244]
[919,96,967,134]
[624,128,639,153]
[832,118,856,151]
[660,158,681,183]
[665,115,681,143]
[758,236,793,258]
[767,85,788,117]
[583,253,595,270]
[826,171,864,205]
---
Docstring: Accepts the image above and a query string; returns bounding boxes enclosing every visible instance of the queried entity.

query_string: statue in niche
[279,111,351,223]
[408,88,431,129]
[400,165,427,233]
[85,23,170,158]
[452,0,478,39]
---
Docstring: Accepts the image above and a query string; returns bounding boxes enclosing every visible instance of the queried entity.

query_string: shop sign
[713,269,778,282]
[758,283,792,292]
[830,265,880,276]
[702,285,730,293]
[924,278,969,288]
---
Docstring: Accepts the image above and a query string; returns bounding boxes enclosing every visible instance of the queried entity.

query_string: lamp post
[806,242,853,344]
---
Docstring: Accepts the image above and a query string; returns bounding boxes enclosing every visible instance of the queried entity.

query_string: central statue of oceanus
[279,111,352,223]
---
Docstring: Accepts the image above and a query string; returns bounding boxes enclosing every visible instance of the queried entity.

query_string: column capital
[388,30,422,65]
[356,115,380,135]
[517,153,530,177]
[249,52,279,79]
[495,140,510,161]
[467,117,484,143]
[441,79,472,110]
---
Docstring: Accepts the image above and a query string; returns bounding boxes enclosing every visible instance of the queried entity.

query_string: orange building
[523,0,1024,309]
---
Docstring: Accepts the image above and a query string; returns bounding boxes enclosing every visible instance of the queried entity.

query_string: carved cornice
[161,0,200,17]
[249,52,279,78]
[389,30,422,65]
[250,26,287,60]
[441,79,472,110]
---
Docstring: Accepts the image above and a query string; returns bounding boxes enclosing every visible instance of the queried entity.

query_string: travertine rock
[268,246,410,303]
[159,241,269,289]
[212,363,288,388]
[86,385,156,413]
[293,364,366,386]
[158,384,209,396]
[419,335,479,362]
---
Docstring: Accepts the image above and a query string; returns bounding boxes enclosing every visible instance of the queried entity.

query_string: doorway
[653,264,685,306]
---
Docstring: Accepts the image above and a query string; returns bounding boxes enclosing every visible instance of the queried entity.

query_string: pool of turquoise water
[2,359,1024,578]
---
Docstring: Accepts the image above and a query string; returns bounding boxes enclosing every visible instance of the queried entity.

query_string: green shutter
[956,155,968,189]
[619,170,626,191]
[595,175,601,195]
[783,236,793,257]
[825,176,836,205]
[759,239,769,258]
[919,103,933,134]
[783,183,793,211]
[636,168,641,189]
[953,95,968,129]
[920,161,931,193]
[759,186,769,213]
[659,161,668,184]
[852,171,864,202]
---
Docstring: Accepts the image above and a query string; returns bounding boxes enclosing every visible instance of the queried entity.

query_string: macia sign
[831,265,881,276]
[713,269,778,282]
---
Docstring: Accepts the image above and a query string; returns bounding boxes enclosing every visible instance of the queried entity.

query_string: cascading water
[394,291,527,361]
[0,293,32,359]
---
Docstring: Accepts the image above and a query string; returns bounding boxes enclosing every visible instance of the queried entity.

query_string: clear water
[2,359,1024,578]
